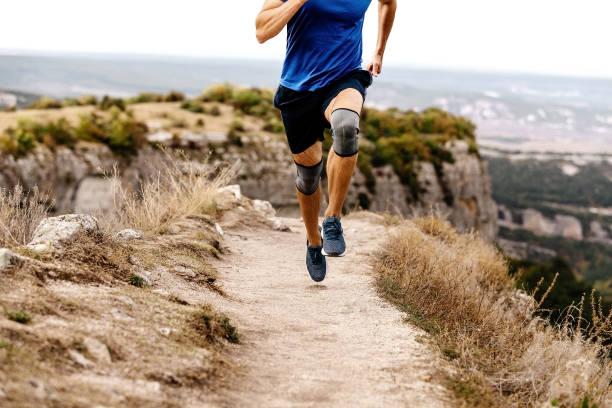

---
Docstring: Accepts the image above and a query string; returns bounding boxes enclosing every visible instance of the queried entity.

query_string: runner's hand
[367,54,383,77]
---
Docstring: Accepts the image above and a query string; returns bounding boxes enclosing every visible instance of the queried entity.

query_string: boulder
[272,218,291,232]
[68,350,95,369]
[0,248,17,270]
[253,199,276,218]
[83,337,112,364]
[27,214,99,252]
[218,184,242,200]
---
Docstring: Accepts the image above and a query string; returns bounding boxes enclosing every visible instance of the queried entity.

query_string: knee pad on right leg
[331,108,360,157]
[295,159,323,196]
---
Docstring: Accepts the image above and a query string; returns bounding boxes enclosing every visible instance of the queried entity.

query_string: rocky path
[210,214,451,407]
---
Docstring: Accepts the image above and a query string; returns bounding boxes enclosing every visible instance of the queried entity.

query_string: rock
[272,218,291,232]
[111,309,134,322]
[554,215,583,240]
[27,214,99,251]
[0,387,5,398]
[253,199,276,218]
[173,266,196,278]
[590,221,609,239]
[159,328,172,337]
[83,337,112,364]
[68,350,95,369]
[0,248,17,270]
[218,184,242,200]
[147,131,174,144]
[215,223,224,236]
[152,289,170,297]
[115,229,144,241]
[28,378,47,400]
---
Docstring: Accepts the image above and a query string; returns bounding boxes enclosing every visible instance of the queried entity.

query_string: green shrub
[201,83,234,103]
[228,118,244,133]
[233,88,262,114]
[164,90,185,102]
[26,96,62,110]
[128,274,145,287]
[6,310,32,324]
[99,95,126,111]
[209,105,221,116]
[130,92,164,104]
[76,111,147,155]
[180,100,206,113]
[79,95,99,106]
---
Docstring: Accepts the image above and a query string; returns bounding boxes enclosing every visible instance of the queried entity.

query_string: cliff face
[0,133,497,241]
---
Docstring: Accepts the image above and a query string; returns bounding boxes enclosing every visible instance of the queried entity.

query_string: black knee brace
[295,159,323,195]
[331,108,360,157]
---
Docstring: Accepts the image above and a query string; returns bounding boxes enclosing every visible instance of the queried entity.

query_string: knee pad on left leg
[295,159,323,195]
[331,108,360,157]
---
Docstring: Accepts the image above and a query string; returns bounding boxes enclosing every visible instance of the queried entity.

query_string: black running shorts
[273,69,373,155]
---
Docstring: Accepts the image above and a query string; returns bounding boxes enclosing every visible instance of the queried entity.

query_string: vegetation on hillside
[0,108,148,157]
[501,227,612,302]
[376,216,612,407]
[487,157,612,209]
[4,85,479,203]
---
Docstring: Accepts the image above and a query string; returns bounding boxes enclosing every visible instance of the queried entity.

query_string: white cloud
[1,0,611,78]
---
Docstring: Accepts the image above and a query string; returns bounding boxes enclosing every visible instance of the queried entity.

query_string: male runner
[256,0,396,282]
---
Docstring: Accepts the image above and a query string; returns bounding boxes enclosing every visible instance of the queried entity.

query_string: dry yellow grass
[375,215,612,407]
[109,150,234,234]
[0,185,49,248]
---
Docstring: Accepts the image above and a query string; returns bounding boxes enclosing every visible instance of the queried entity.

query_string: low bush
[201,83,234,103]
[130,92,164,104]
[77,109,148,155]
[99,95,126,111]
[209,105,221,116]
[181,100,206,113]
[25,96,62,110]
[164,90,185,102]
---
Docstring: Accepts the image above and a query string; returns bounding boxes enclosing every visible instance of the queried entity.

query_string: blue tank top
[279,0,372,91]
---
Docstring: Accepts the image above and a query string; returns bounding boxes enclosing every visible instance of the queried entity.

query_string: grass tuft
[129,274,145,288]
[0,185,50,248]
[110,150,233,233]
[6,310,32,324]
[375,216,612,407]
[191,305,239,344]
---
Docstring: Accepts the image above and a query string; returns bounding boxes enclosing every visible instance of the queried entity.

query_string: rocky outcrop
[1,134,498,241]
[498,205,585,241]
[346,141,498,241]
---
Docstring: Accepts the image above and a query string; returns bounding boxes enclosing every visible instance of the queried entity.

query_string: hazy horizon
[2,0,612,79]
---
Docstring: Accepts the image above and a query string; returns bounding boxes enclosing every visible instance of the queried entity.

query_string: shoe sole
[321,248,346,257]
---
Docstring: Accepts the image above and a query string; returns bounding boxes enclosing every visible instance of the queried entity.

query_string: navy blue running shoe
[322,216,346,257]
[306,241,326,282]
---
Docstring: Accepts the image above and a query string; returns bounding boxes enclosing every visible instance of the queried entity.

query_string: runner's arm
[367,0,397,76]
[256,0,308,44]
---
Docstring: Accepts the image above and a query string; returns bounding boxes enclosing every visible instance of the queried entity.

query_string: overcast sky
[2,0,611,78]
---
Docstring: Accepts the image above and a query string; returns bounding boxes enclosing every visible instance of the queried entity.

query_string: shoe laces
[323,218,343,241]
[307,246,323,265]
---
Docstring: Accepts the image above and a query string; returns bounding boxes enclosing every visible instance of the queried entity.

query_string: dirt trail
[209,214,452,407]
